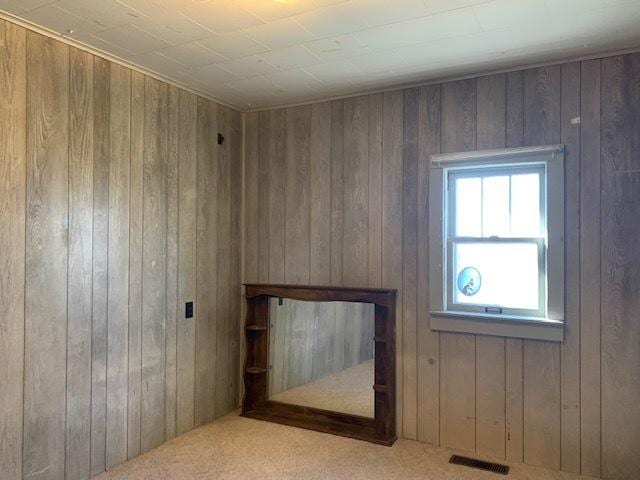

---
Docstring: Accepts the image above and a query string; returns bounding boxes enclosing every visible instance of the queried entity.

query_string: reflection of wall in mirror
[269,299,375,396]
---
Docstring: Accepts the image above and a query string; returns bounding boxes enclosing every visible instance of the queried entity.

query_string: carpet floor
[96,411,590,480]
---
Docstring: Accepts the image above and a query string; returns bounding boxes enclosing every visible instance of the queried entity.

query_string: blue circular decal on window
[457,267,481,297]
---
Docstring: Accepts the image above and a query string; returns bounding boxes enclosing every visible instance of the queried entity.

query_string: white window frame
[429,145,565,342]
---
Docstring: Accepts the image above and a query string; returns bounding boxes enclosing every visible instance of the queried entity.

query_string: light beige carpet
[96,412,590,480]
[271,359,374,418]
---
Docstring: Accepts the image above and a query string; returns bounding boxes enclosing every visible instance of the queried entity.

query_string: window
[429,146,565,342]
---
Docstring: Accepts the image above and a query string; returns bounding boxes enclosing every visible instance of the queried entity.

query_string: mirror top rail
[244,283,397,307]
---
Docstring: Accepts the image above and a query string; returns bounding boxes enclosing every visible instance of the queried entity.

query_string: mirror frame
[242,283,397,446]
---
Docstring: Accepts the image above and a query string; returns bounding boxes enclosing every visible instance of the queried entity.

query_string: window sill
[430,310,564,342]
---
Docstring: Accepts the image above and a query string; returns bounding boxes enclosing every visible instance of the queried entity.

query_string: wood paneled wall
[243,53,640,480]
[0,19,242,480]
[269,299,374,396]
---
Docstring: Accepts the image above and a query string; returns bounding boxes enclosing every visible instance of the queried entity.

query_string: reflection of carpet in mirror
[271,359,374,418]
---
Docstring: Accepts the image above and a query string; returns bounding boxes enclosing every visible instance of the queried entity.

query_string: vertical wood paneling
[243,112,259,285]
[229,109,242,409]
[310,102,332,285]
[1,19,244,478]
[141,77,168,452]
[417,85,440,446]
[439,79,477,453]
[107,63,131,468]
[330,100,345,286]
[343,96,369,287]
[24,31,69,480]
[367,94,383,288]
[475,73,507,460]
[579,58,601,478]
[176,90,198,436]
[284,105,311,284]
[522,66,561,470]
[402,88,419,440]
[381,90,404,437]
[91,55,110,477]
[257,111,270,283]
[0,20,25,480]
[601,54,640,480]
[127,70,144,460]
[504,70,525,463]
[165,86,180,440]
[560,61,581,474]
[195,98,218,426]
[283,105,311,394]
[268,109,286,283]
[66,48,93,480]
[216,106,232,416]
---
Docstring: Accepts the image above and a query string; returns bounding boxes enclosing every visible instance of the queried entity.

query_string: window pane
[482,175,509,237]
[510,173,541,236]
[453,242,540,310]
[454,177,481,237]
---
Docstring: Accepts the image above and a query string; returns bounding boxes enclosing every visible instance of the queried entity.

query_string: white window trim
[428,145,565,342]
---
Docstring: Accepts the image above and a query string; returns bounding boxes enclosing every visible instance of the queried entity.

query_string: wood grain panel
[165,86,180,440]
[439,78,476,453]
[381,90,404,437]
[600,54,640,480]
[330,100,345,286]
[91,55,110,477]
[195,97,218,426]
[310,102,332,285]
[243,112,259,285]
[24,31,69,480]
[229,109,242,409]
[141,77,168,452]
[402,88,419,440]
[417,85,440,446]
[504,70,524,463]
[176,90,198,435]
[285,105,311,284]
[368,93,383,288]
[579,58,601,478]
[107,62,131,469]
[268,109,286,283]
[475,74,506,460]
[343,96,369,287]
[258,111,270,282]
[66,47,93,480]
[0,19,25,480]
[216,106,232,416]
[522,66,561,470]
[127,70,144,460]
[559,61,581,474]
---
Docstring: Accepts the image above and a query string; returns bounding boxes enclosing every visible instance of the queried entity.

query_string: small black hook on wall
[217,133,225,145]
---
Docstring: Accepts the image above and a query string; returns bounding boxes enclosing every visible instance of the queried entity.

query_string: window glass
[481,175,510,237]
[510,173,541,236]
[453,242,540,310]
[454,177,481,237]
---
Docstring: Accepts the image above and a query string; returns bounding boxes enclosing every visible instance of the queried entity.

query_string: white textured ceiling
[2,0,640,110]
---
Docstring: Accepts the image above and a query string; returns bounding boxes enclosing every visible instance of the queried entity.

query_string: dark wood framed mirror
[242,284,397,446]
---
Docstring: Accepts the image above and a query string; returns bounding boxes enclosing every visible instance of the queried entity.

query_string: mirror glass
[268,299,375,418]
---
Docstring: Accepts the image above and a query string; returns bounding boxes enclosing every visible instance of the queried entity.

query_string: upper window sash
[446,164,546,240]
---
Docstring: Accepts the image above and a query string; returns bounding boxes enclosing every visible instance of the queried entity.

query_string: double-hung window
[429,145,565,342]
